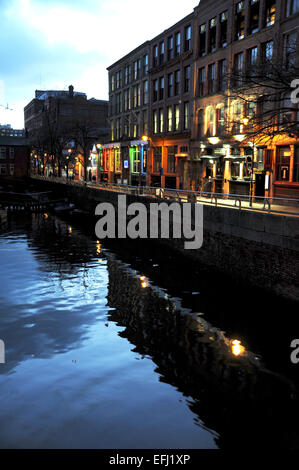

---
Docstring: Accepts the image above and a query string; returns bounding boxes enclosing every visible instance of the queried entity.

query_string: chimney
[69,85,74,97]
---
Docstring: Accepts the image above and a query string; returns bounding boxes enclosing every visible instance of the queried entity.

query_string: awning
[225,155,251,161]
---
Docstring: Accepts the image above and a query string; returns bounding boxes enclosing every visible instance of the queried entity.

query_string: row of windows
[152,25,192,67]
[153,65,191,102]
[152,147,177,174]
[0,147,15,159]
[109,1,299,94]
[153,103,190,134]
[111,112,148,141]
[111,81,149,114]
[199,1,276,57]
[0,163,14,175]
[111,55,149,92]
[196,31,298,97]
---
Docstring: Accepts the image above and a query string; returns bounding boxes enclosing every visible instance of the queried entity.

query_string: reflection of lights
[231,340,246,357]
[140,276,149,289]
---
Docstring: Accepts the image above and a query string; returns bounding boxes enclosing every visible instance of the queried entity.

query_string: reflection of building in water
[106,256,299,449]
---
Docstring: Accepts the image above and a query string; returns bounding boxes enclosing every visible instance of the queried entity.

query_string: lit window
[167,107,173,131]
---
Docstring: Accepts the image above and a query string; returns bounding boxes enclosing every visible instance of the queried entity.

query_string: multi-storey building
[192,0,299,199]
[148,13,195,189]
[105,42,151,185]
[24,86,109,180]
[0,125,25,137]
[0,135,30,178]
[105,0,298,198]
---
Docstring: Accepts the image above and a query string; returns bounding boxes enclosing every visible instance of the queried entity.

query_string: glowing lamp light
[243,117,249,126]
[234,134,246,142]
[231,340,246,357]
[208,137,220,145]
[142,135,149,142]
[140,276,149,289]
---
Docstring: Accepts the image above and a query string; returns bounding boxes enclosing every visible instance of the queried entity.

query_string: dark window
[168,36,174,60]
[286,0,299,16]
[293,147,299,182]
[184,65,191,93]
[249,0,260,35]
[234,52,244,86]
[262,40,273,62]
[153,79,158,102]
[125,65,131,85]
[175,70,181,96]
[199,24,206,57]
[265,0,276,26]
[276,146,291,181]
[198,67,206,96]
[185,25,191,51]
[144,54,149,74]
[153,45,158,67]
[153,147,162,172]
[160,42,165,65]
[208,17,217,53]
[220,11,228,48]
[285,32,297,69]
[247,46,258,76]
[175,32,181,56]
[168,73,174,97]
[218,59,227,91]
[167,146,177,173]
[143,80,149,104]
[208,63,216,94]
[235,1,245,40]
[216,106,225,135]
[159,77,164,100]
[197,109,204,138]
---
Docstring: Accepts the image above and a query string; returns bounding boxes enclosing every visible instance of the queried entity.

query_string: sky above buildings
[0,0,197,129]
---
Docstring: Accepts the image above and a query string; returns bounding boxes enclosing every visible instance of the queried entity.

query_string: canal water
[0,213,298,449]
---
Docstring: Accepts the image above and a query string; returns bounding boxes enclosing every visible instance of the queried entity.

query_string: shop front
[129,140,148,186]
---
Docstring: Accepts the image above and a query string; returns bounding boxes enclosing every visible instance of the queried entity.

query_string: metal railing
[31,175,299,217]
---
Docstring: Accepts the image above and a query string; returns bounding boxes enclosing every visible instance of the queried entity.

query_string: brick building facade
[0,136,30,178]
[105,0,298,198]
[24,86,109,180]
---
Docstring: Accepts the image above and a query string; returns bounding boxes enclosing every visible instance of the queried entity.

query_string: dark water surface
[0,213,298,449]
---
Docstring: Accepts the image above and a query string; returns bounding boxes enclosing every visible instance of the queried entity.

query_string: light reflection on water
[0,215,218,449]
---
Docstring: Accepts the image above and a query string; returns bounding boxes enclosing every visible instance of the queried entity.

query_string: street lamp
[248,141,255,207]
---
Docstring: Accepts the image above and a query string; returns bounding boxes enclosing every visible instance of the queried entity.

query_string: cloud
[1,0,197,128]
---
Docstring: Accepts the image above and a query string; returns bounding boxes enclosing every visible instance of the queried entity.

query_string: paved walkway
[32,176,299,217]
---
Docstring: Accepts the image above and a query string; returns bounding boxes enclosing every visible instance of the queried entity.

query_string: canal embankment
[29,178,299,302]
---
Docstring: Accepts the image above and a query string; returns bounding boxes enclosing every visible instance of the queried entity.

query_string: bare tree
[72,120,101,181]
[225,34,299,144]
